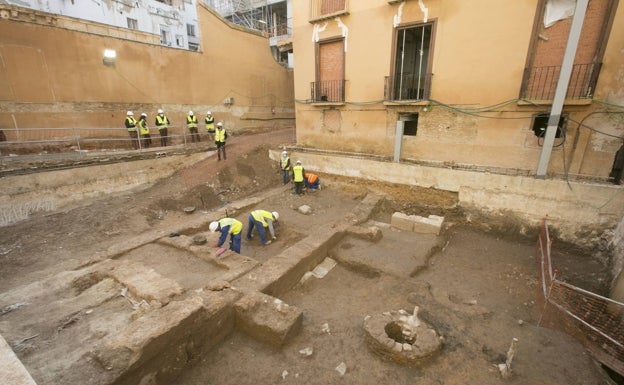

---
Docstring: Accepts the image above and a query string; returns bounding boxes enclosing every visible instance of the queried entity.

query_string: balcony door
[316,38,345,102]
[393,23,432,101]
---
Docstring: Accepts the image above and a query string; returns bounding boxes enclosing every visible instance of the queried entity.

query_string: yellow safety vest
[293,165,304,182]
[125,117,137,132]
[281,157,290,170]
[139,120,149,135]
[251,210,273,227]
[156,115,168,130]
[205,116,215,131]
[219,218,242,235]
[187,115,198,128]
[215,128,226,143]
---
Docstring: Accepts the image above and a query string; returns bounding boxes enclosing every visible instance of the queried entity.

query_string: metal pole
[393,119,404,162]
[536,0,588,178]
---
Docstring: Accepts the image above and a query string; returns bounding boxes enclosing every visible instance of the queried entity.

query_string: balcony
[309,0,349,23]
[520,63,601,100]
[384,74,432,101]
[310,80,345,103]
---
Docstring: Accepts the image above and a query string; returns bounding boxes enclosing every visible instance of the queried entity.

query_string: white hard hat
[281,151,287,156]
[158,109,164,114]
[141,113,147,117]
[217,122,223,127]
[206,111,212,115]
[127,111,133,116]
[296,160,301,164]
[209,221,219,232]
[272,211,279,220]
[189,110,194,116]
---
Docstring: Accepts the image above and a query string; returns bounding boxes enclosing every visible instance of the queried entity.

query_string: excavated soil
[0,127,617,385]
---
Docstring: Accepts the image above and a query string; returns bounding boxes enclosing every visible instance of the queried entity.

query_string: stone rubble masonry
[100,259,183,306]
[234,291,303,347]
[391,212,444,235]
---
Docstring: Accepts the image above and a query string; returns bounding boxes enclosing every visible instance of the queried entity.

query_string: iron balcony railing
[384,74,432,101]
[309,0,349,22]
[310,80,345,103]
[521,62,601,100]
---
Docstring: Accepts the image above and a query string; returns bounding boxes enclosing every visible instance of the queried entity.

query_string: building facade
[292,0,623,181]
[2,0,201,50]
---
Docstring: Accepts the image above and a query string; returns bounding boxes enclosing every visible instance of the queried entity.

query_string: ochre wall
[292,0,624,179]
[0,4,294,137]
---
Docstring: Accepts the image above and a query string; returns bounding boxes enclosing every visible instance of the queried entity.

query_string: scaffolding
[204,0,268,31]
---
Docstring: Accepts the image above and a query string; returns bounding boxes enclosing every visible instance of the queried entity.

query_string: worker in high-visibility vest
[124,111,139,149]
[155,109,170,147]
[305,172,320,191]
[215,121,228,161]
[205,111,215,141]
[187,110,200,143]
[292,160,305,195]
[246,210,279,245]
[280,151,291,185]
[138,113,151,148]
[209,218,242,254]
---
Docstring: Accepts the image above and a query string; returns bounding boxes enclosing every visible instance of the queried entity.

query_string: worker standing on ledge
[187,110,200,143]
[124,111,139,150]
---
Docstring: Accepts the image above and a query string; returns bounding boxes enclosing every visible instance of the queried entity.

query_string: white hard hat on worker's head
[189,110,194,116]
[209,221,219,232]
[158,109,164,114]
[127,111,133,116]
[272,211,279,221]
[206,111,212,115]
[296,160,301,164]
[140,113,147,117]
[217,122,223,127]
[281,151,287,157]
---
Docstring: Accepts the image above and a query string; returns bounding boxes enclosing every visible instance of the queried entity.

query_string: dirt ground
[0,127,618,385]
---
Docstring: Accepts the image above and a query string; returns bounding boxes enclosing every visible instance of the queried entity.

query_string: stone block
[234,291,302,347]
[412,215,444,235]
[391,212,414,232]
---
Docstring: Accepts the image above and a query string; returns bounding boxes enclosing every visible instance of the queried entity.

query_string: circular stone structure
[363,306,442,365]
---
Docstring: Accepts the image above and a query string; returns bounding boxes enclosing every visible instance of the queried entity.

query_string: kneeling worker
[305,172,320,191]
[247,210,279,245]
[210,218,243,254]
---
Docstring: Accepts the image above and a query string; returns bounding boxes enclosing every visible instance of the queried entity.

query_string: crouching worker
[247,210,279,245]
[305,172,320,191]
[209,218,242,254]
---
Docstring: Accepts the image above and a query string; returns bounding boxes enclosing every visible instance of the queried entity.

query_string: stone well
[363,306,442,365]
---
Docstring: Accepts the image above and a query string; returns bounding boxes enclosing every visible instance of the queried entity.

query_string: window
[520,0,617,100]
[186,23,196,37]
[127,18,138,30]
[389,23,433,101]
[160,27,171,46]
[176,35,184,47]
[311,38,345,102]
[310,0,348,22]
[401,113,419,136]
[531,113,567,139]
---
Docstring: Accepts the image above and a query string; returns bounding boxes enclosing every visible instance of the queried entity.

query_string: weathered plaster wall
[271,149,624,251]
[292,0,624,179]
[0,4,294,137]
